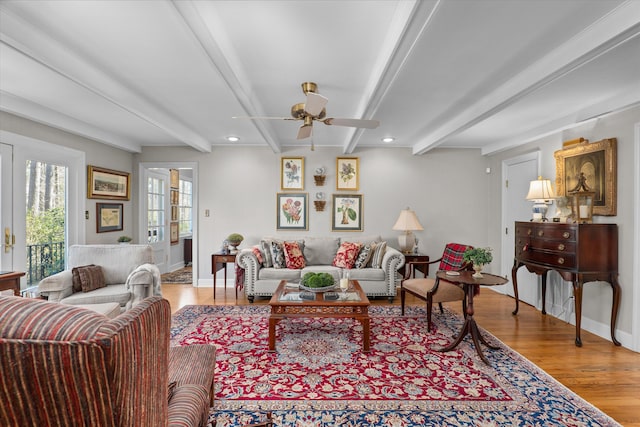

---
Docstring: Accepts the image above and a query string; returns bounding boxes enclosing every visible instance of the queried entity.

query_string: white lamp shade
[392,208,424,231]
[526,178,556,201]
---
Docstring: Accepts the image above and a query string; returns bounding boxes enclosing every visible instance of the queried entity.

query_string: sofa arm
[168,384,210,427]
[37,270,74,302]
[237,249,261,295]
[126,263,161,308]
[381,247,405,292]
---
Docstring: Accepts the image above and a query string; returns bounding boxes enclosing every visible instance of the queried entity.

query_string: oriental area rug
[161,266,192,284]
[170,305,620,427]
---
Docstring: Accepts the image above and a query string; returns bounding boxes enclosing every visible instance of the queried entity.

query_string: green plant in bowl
[463,247,493,266]
[117,235,132,243]
[301,272,334,288]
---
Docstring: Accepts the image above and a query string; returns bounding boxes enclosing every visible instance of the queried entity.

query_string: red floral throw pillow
[283,241,306,269]
[333,242,362,269]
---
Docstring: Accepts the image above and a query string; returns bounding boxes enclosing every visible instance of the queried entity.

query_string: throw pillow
[72,265,106,293]
[333,242,362,269]
[260,240,274,268]
[283,241,306,269]
[354,243,373,269]
[270,241,286,269]
[251,245,264,264]
[72,264,95,292]
[368,241,387,268]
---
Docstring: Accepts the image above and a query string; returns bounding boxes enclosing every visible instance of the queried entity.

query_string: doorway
[500,151,541,308]
[139,162,198,285]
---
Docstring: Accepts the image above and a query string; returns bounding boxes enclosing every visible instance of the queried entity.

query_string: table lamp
[392,208,423,254]
[526,176,556,221]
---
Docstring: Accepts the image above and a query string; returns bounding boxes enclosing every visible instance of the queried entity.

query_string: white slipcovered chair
[38,244,161,312]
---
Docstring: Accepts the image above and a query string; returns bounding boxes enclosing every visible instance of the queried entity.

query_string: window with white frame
[178,178,192,235]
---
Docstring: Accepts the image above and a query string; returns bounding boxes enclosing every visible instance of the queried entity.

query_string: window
[178,178,192,235]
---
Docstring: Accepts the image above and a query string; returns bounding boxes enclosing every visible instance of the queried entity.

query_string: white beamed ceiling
[1,0,639,154]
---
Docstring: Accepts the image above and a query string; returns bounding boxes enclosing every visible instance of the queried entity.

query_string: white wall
[486,105,640,344]
[135,145,491,283]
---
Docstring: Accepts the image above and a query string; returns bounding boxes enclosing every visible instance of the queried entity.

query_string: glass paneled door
[0,143,14,271]
[146,170,169,273]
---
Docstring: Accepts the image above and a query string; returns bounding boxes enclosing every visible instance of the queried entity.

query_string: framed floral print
[281,157,304,190]
[276,193,308,230]
[332,194,363,231]
[336,157,359,191]
[554,138,617,216]
[170,222,179,245]
[170,169,179,189]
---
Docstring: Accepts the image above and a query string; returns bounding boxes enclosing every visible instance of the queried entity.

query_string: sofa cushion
[354,244,373,269]
[259,268,301,282]
[283,241,306,269]
[347,268,385,281]
[61,284,131,307]
[340,235,382,245]
[333,242,362,269]
[303,237,340,265]
[72,265,106,293]
[368,241,387,268]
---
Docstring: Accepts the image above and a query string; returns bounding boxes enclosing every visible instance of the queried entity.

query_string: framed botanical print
[336,157,359,191]
[332,194,363,231]
[281,157,304,190]
[87,166,130,200]
[276,192,308,230]
[96,203,123,233]
[554,138,617,216]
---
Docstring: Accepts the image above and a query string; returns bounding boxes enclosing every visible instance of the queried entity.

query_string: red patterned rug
[171,305,620,426]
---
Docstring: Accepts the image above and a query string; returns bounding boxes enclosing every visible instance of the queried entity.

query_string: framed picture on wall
[336,157,359,191]
[170,222,179,245]
[332,194,363,231]
[96,203,124,233]
[87,166,130,200]
[170,169,179,189]
[554,138,617,216]
[281,157,304,190]
[276,192,308,230]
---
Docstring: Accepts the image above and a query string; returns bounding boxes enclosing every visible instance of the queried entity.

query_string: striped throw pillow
[368,241,387,268]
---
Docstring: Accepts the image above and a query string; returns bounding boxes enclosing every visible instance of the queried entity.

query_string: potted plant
[227,233,244,253]
[117,235,133,244]
[463,247,493,278]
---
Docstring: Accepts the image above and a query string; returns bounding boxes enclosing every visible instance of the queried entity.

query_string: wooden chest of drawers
[512,221,620,347]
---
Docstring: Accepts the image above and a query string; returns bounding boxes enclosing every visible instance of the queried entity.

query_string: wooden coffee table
[268,279,371,352]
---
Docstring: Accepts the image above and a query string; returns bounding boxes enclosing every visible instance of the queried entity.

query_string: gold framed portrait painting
[554,138,617,216]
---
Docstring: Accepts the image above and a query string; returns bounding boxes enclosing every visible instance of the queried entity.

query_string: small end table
[435,270,508,365]
[0,271,26,296]
[400,253,430,279]
[211,252,237,299]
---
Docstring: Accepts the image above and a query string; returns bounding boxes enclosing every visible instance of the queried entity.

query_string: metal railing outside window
[26,241,65,285]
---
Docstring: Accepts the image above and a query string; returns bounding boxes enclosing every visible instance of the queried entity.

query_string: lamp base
[531,201,549,222]
[397,232,415,254]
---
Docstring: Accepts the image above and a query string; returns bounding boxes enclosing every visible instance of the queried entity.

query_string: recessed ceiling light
[226,136,240,142]
[381,137,395,143]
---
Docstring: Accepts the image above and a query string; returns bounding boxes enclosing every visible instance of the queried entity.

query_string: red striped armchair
[0,296,216,427]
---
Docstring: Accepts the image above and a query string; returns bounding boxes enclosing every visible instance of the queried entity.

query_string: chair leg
[400,287,405,315]
[438,302,444,313]
[426,294,433,332]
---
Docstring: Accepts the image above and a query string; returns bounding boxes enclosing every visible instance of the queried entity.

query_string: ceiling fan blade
[323,118,379,129]
[297,123,313,140]
[232,116,296,121]
[304,92,328,117]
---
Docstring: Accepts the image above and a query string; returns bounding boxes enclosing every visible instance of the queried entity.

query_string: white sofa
[237,235,405,302]
[38,244,161,312]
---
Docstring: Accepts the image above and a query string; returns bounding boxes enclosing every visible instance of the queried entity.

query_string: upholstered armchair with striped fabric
[0,296,216,427]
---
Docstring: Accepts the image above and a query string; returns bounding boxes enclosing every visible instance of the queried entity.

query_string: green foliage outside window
[26,206,65,245]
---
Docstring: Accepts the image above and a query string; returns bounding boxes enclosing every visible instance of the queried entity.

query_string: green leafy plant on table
[301,272,334,288]
[117,235,132,243]
[463,247,493,266]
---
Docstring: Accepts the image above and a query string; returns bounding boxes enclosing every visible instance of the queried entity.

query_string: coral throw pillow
[284,241,306,269]
[333,242,362,269]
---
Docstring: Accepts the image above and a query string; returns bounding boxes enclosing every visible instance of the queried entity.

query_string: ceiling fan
[234,82,379,140]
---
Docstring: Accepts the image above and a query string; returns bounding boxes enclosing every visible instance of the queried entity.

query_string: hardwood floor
[162,283,640,426]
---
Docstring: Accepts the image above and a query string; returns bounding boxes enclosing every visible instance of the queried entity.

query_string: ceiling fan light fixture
[381,137,395,143]
[301,82,318,95]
